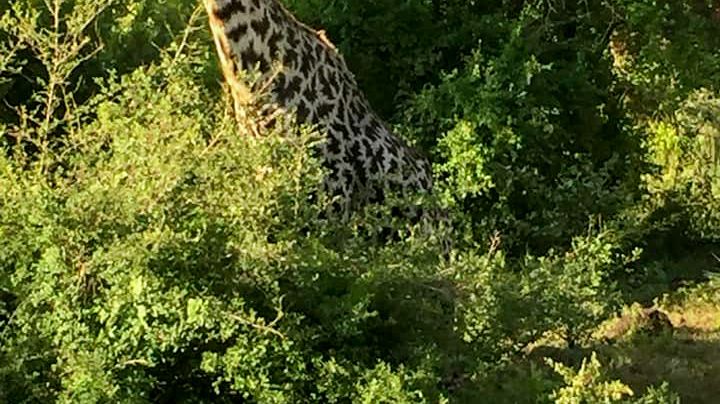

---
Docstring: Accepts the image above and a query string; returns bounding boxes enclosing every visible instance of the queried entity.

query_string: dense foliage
[1,0,718,402]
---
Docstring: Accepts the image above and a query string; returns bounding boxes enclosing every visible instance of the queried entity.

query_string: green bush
[401,0,642,254]
[549,353,634,403]
[642,89,720,241]
[0,45,624,402]
[611,0,720,117]
[549,353,680,404]
[0,0,207,126]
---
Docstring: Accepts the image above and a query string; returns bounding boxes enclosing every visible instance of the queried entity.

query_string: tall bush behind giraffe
[1,0,719,402]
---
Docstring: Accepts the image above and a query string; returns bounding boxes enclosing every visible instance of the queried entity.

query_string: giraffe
[202,0,433,218]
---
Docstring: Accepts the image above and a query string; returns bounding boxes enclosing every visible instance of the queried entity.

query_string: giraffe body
[203,0,433,215]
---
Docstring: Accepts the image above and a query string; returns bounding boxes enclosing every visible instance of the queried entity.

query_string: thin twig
[121,359,151,367]
[229,313,286,339]
[172,3,205,66]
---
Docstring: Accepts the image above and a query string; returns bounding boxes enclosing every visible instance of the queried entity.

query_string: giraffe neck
[204,0,343,114]
[203,0,433,213]
[204,0,320,75]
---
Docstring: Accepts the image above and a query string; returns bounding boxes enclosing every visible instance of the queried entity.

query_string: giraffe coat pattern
[203,0,433,215]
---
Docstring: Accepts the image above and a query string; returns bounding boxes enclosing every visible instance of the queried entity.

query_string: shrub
[643,89,720,241]
[402,0,642,254]
[549,353,634,403]
[548,353,680,403]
